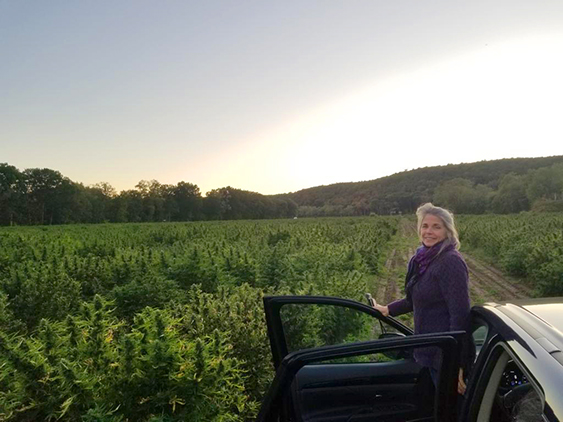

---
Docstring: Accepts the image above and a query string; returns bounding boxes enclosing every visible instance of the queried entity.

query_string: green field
[457,213,563,296]
[0,213,561,421]
[0,217,397,421]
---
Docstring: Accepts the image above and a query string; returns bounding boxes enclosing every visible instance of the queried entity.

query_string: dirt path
[373,219,415,304]
[374,217,534,305]
[462,253,534,301]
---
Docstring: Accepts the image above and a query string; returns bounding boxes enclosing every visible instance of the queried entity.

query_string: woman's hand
[458,368,466,395]
[371,300,390,317]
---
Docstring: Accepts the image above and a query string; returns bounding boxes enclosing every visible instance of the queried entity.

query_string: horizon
[4,153,562,197]
[2,1,563,194]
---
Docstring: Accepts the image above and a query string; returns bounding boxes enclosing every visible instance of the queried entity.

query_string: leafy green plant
[0,217,398,419]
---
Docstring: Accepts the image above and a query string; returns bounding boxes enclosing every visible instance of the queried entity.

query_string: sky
[1,1,563,195]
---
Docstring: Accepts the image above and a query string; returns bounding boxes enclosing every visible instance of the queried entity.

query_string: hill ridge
[272,155,563,215]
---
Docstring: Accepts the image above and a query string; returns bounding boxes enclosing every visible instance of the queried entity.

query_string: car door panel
[292,359,425,422]
[294,359,422,388]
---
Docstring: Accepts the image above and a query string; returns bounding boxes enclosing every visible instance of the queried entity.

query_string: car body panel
[463,302,563,422]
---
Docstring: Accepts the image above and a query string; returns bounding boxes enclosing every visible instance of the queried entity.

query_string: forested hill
[2,155,563,226]
[273,156,563,216]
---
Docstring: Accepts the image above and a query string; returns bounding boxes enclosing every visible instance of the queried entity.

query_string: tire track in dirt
[467,278,491,302]
[375,219,415,304]
[462,253,533,301]
[400,219,418,238]
[383,249,400,304]
[376,249,395,304]
[469,255,534,297]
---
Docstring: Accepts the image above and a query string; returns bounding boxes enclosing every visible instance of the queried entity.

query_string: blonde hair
[416,203,460,251]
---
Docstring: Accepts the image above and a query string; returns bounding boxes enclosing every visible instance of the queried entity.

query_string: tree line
[0,164,298,226]
[3,156,563,226]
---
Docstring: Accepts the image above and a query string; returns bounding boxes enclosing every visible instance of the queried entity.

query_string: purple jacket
[388,247,471,370]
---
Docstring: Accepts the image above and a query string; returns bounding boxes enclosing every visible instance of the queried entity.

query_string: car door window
[279,302,403,358]
[471,320,489,360]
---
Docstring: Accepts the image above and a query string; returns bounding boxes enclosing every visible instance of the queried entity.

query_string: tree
[159,183,178,222]
[173,182,202,221]
[526,165,563,203]
[86,182,117,223]
[491,173,529,214]
[117,190,144,223]
[433,178,491,214]
[23,168,79,224]
[203,188,231,220]
[0,163,25,225]
[91,182,117,198]
[135,180,166,222]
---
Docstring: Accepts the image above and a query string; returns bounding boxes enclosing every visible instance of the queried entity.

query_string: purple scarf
[413,241,455,275]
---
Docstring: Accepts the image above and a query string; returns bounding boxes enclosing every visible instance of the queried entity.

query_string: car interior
[475,349,544,422]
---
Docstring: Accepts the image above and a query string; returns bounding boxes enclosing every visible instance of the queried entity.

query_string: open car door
[258,295,464,422]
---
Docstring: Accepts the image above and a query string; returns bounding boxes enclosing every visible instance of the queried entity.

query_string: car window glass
[472,323,489,359]
[279,303,402,358]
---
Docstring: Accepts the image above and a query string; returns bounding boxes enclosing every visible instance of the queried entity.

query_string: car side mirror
[378,332,407,339]
[378,332,412,360]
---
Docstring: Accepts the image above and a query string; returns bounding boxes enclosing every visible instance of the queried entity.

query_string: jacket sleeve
[387,297,413,317]
[436,252,473,370]
[436,252,470,332]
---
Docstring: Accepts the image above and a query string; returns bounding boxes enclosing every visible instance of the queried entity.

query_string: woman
[372,203,472,394]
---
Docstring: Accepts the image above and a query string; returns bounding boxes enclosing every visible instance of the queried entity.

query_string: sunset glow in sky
[1,1,562,195]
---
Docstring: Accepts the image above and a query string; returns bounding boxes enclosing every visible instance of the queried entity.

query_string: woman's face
[420,214,447,247]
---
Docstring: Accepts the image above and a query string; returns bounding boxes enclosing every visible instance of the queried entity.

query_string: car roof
[495,297,563,333]
[479,297,563,361]
[520,299,563,333]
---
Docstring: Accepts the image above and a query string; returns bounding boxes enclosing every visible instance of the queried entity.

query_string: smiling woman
[420,214,447,248]
[372,203,473,398]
